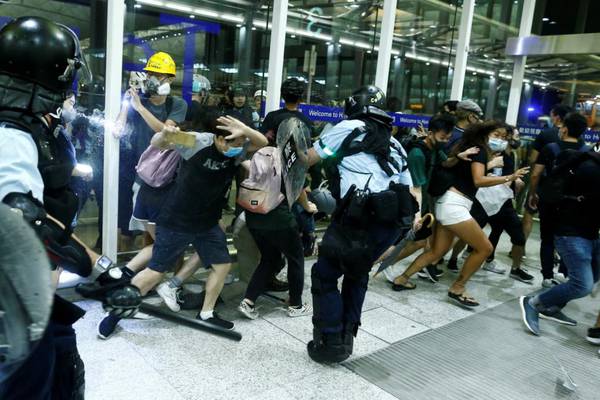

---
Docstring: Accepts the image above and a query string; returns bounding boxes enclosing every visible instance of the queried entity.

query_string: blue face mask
[223,146,243,158]
[488,137,508,152]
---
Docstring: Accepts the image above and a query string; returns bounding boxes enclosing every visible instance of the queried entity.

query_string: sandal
[447,291,479,308]
[392,280,416,292]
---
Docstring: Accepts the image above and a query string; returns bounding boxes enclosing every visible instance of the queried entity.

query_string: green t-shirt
[407,145,447,214]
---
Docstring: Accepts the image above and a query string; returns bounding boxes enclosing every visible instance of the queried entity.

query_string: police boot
[307,329,349,364]
[343,323,360,356]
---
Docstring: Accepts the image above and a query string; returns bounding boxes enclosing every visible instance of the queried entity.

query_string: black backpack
[539,149,600,206]
[323,124,406,200]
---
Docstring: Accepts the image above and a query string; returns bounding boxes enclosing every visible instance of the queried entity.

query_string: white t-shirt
[0,125,44,203]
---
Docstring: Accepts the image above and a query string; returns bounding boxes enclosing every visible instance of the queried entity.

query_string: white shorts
[434,190,473,226]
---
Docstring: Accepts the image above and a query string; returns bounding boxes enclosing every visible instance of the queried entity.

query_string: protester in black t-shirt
[237,78,315,320]
[392,121,529,307]
[520,142,600,335]
[528,112,589,287]
[97,113,268,338]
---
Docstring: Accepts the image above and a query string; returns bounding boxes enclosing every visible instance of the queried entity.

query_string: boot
[343,323,359,356]
[307,329,349,364]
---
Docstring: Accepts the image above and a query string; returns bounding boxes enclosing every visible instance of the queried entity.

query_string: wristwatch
[95,255,122,279]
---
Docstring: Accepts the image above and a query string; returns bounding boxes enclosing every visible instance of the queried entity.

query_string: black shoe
[586,327,600,345]
[265,277,289,292]
[196,312,234,330]
[307,334,349,364]
[417,264,439,283]
[510,268,534,284]
[343,323,359,356]
[447,258,459,273]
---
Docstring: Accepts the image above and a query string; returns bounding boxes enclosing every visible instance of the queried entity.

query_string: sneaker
[417,264,439,283]
[447,258,459,273]
[519,296,540,335]
[542,278,560,288]
[97,313,120,340]
[287,303,312,317]
[196,312,234,330]
[157,282,181,312]
[586,327,600,345]
[554,272,568,283]
[265,277,289,292]
[238,300,259,320]
[224,273,237,285]
[482,260,506,275]
[539,310,577,326]
[510,268,534,284]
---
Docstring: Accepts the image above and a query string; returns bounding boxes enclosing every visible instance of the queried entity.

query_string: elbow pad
[3,192,92,277]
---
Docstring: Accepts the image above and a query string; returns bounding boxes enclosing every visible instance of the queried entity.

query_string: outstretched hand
[217,115,249,141]
[457,146,479,161]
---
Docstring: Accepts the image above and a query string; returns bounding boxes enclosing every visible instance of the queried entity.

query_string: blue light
[527,107,535,112]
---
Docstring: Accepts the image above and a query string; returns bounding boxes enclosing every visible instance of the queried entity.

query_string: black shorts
[148,224,231,273]
[490,201,526,246]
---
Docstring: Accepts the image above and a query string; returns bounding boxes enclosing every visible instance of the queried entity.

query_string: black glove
[76,277,142,318]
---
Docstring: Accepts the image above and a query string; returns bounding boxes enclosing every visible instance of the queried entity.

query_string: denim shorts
[132,183,172,225]
[148,224,231,273]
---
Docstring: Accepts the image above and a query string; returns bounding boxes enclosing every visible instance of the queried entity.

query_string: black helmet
[281,78,305,102]
[227,85,246,102]
[344,85,386,118]
[0,16,90,93]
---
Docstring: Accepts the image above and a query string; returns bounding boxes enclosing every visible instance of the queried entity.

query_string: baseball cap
[457,100,483,116]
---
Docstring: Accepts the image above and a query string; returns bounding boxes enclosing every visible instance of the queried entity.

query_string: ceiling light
[134,4,142,8]
[194,7,218,18]
[189,14,195,19]
[542,17,549,22]
[165,3,192,12]
[136,0,164,7]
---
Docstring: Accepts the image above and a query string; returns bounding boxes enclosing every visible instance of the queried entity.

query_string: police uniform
[308,86,415,363]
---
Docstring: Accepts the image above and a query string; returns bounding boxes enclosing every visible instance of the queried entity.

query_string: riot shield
[276,117,310,208]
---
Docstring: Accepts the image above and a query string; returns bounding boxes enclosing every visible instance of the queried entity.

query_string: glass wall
[283,0,383,108]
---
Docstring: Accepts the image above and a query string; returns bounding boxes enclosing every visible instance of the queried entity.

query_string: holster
[318,222,372,279]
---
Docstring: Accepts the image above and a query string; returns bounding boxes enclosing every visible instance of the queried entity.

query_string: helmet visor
[56,23,92,86]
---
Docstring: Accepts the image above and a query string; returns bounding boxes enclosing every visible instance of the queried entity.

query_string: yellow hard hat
[144,52,176,76]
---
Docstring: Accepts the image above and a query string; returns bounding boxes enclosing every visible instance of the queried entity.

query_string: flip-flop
[392,281,416,291]
[447,291,479,308]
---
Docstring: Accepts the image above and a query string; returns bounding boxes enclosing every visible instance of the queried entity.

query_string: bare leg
[125,223,156,273]
[446,219,493,294]
[522,211,533,256]
[376,240,427,264]
[595,311,600,328]
[202,263,231,313]
[393,224,456,285]
[510,245,524,270]
[450,239,468,262]
[174,253,202,281]
[131,268,165,296]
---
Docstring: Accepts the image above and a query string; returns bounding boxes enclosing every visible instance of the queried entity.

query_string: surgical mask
[223,146,243,158]
[509,139,521,149]
[61,107,77,124]
[488,137,508,152]
[145,76,171,96]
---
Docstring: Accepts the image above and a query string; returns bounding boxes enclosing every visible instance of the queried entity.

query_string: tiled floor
[70,224,600,399]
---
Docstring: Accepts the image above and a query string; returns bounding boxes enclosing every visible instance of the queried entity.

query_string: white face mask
[146,76,171,96]
[61,107,77,124]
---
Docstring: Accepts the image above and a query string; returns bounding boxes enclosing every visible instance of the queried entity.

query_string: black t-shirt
[532,127,559,152]
[536,141,586,171]
[260,108,315,146]
[555,153,600,239]
[157,132,242,233]
[451,147,489,201]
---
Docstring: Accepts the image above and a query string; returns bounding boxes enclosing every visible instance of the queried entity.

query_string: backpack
[237,146,285,214]
[135,96,181,188]
[539,149,600,206]
[323,124,406,200]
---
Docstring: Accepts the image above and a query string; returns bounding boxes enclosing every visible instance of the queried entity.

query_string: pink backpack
[237,146,285,214]
[136,145,181,188]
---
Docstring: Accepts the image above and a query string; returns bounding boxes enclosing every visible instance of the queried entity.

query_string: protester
[392,121,529,307]
[520,113,600,334]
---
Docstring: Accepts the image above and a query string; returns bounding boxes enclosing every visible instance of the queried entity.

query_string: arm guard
[3,192,92,277]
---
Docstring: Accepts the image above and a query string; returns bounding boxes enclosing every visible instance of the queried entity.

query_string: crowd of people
[1,17,599,399]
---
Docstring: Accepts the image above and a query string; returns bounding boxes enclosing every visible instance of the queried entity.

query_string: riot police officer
[0,16,140,398]
[303,85,418,363]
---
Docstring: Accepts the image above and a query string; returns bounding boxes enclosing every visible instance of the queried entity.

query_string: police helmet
[281,78,305,102]
[308,182,337,216]
[0,16,91,94]
[344,85,386,118]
